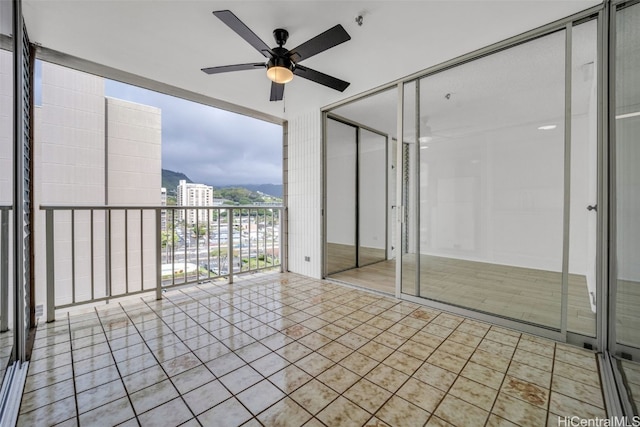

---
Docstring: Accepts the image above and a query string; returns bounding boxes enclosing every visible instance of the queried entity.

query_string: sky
[104,80,283,187]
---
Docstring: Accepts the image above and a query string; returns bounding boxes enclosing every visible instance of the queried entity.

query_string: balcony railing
[41,205,284,321]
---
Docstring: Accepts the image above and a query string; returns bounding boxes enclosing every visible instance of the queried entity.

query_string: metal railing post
[228,207,234,284]
[155,208,162,300]
[280,208,286,273]
[46,209,55,322]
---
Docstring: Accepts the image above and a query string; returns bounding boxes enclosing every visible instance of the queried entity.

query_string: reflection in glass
[326,118,357,274]
[359,129,387,267]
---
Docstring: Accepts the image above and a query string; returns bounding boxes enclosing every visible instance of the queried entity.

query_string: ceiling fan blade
[213,10,272,58]
[270,82,285,101]
[201,63,266,74]
[289,25,351,62]
[293,65,350,92]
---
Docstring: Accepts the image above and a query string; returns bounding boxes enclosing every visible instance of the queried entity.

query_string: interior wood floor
[328,244,598,337]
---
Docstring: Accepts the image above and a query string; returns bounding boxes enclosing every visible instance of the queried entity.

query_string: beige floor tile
[258,397,312,427]
[183,379,231,415]
[485,330,520,347]
[76,379,127,414]
[290,379,339,415]
[460,362,505,390]
[161,352,202,377]
[366,364,409,393]
[382,351,423,376]
[501,375,549,409]
[449,376,498,411]
[268,364,313,393]
[397,340,435,360]
[359,341,395,362]
[130,379,179,415]
[376,395,431,427]
[317,396,371,427]
[373,331,407,349]
[512,348,553,372]
[237,379,286,415]
[205,351,246,377]
[434,394,489,427]
[171,364,216,395]
[344,378,392,414]
[122,364,168,394]
[492,392,547,426]
[363,416,391,427]
[339,351,379,376]
[516,336,555,358]
[23,364,73,394]
[551,375,604,409]
[412,363,458,392]
[554,346,598,371]
[219,364,264,394]
[317,341,353,362]
[317,364,360,393]
[19,378,75,414]
[552,361,601,389]
[447,330,482,348]
[397,377,445,413]
[507,360,551,389]
[138,397,193,426]
[423,323,454,339]
[78,396,135,427]
[192,341,231,362]
[198,397,253,427]
[297,332,332,350]
[17,396,76,427]
[478,339,516,359]
[295,352,335,376]
[249,352,290,377]
[116,353,158,377]
[276,342,314,363]
[470,349,510,373]
[425,415,455,426]
[486,414,519,427]
[427,350,467,374]
[337,331,370,350]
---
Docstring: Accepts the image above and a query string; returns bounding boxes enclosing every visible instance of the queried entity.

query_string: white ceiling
[22,0,601,122]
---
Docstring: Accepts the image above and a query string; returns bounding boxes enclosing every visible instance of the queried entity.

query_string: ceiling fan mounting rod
[273,28,289,47]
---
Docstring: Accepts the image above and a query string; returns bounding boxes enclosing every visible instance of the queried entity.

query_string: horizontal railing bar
[41,205,283,210]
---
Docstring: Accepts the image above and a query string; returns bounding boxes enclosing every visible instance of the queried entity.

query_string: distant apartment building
[176,179,213,225]
[32,61,162,306]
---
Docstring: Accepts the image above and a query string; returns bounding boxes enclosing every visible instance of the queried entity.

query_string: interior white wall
[286,109,322,279]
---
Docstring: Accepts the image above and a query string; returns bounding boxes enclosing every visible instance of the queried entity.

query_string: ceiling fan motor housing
[268,47,294,71]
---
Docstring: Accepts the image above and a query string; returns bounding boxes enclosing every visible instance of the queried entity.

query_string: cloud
[105,80,282,186]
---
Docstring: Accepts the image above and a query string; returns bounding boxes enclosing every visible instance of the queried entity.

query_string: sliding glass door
[399,19,600,337]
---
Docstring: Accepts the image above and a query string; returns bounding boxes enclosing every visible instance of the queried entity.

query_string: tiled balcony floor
[18,272,606,426]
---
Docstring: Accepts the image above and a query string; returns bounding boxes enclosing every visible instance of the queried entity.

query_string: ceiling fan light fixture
[267,65,294,84]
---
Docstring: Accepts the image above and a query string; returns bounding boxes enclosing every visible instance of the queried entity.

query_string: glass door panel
[614,2,640,412]
[568,19,598,337]
[401,30,568,331]
[326,118,357,274]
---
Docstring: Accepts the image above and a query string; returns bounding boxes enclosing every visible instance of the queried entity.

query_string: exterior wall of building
[33,62,161,316]
[286,109,322,279]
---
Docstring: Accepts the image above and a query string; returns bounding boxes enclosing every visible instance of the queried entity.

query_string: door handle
[587,205,597,212]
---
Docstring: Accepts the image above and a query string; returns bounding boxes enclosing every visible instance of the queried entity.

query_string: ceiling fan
[201,10,351,101]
